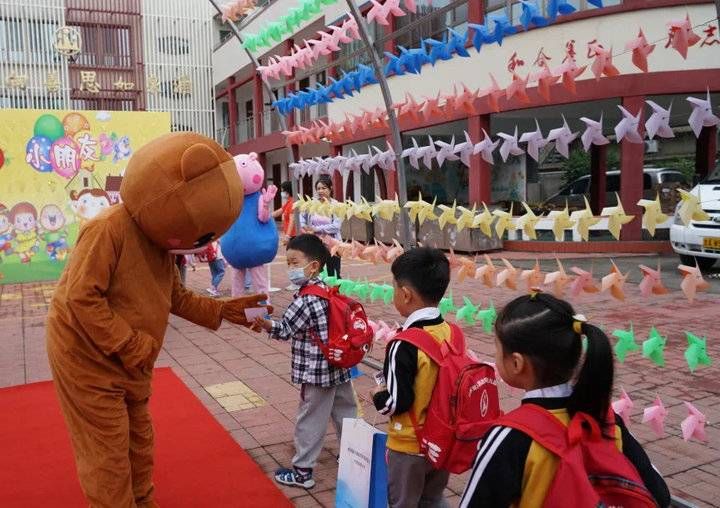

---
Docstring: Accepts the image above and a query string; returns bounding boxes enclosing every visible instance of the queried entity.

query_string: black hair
[286,233,329,268]
[280,181,292,194]
[315,174,333,191]
[391,247,450,304]
[495,293,614,432]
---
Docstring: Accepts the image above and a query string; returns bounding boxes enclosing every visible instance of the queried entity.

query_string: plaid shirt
[269,278,350,387]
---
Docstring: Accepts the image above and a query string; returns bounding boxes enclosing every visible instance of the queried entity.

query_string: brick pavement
[0,252,718,507]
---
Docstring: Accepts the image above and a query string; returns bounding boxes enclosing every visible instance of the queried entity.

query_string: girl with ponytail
[460,292,670,508]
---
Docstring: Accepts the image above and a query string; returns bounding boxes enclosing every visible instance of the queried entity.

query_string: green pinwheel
[353,279,371,301]
[455,297,479,325]
[642,327,667,367]
[381,284,394,305]
[684,331,712,373]
[438,291,457,318]
[476,301,497,333]
[338,279,356,295]
[612,324,639,363]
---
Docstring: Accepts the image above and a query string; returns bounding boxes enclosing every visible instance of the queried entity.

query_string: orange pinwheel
[496,258,519,290]
[601,261,629,301]
[475,254,497,288]
[521,260,544,292]
[544,258,571,297]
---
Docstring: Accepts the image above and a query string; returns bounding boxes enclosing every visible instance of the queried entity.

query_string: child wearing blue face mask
[253,234,357,489]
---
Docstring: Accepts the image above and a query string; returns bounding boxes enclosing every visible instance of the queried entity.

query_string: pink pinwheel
[569,266,599,298]
[544,258,571,297]
[666,14,701,59]
[681,402,707,442]
[587,40,620,80]
[371,320,397,344]
[678,263,710,303]
[612,389,634,426]
[638,264,669,297]
[506,72,531,104]
[482,74,504,113]
[552,57,586,95]
[420,93,443,121]
[385,239,404,263]
[641,396,668,437]
[531,61,559,102]
[625,28,655,73]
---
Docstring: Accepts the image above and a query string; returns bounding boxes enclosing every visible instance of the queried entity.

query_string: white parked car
[670,165,720,271]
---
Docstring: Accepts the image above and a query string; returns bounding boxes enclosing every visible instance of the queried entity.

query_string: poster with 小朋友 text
[0,109,170,284]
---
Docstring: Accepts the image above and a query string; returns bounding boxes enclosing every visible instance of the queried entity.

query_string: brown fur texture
[46,132,265,507]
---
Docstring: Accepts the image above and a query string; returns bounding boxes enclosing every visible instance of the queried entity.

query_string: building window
[73,25,132,68]
[0,19,25,63]
[395,1,468,49]
[157,36,190,55]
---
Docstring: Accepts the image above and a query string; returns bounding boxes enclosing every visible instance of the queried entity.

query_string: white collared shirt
[522,382,574,400]
[401,307,441,330]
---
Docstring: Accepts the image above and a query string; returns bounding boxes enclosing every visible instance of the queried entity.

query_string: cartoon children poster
[0,109,170,284]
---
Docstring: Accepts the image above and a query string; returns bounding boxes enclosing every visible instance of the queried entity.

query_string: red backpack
[497,404,658,508]
[391,324,501,474]
[299,285,374,368]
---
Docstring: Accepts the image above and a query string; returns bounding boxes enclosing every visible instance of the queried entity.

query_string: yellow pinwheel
[455,205,477,232]
[570,196,601,242]
[492,203,515,238]
[354,197,374,222]
[548,201,576,242]
[437,200,459,230]
[516,202,541,240]
[472,203,494,237]
[404,192,438,225]
[601,193,635,240]
[677,189,710,226]
[371,194,401,221]
[637,193,669,237]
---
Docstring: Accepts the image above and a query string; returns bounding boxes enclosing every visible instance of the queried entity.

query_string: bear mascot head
[120,132,244,252]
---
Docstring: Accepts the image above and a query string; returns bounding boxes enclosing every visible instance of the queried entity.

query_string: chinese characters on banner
[4,72,192,97]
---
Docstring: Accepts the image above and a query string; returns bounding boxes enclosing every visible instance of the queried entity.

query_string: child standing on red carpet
[253,234,357,489]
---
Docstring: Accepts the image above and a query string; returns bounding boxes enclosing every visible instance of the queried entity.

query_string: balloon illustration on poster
[33,114,65,141]
[62,112,90,137]
[0,147,5,169]
[50,136,81,179]
[25,136,53,173]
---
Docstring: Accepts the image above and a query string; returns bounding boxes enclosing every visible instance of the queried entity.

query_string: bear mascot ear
[181,144,222,182]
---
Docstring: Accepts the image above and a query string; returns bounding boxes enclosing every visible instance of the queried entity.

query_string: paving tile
[3,252,719,506]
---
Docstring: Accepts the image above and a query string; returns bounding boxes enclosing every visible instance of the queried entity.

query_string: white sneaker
[205,287,219,297]
[286,284,300,291]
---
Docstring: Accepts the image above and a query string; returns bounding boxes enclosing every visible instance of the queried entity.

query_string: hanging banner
[0,109,171,284]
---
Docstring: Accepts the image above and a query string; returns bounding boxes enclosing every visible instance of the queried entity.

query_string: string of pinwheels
[317,268,710,443]
[280,11,716,141]
[273,8,713,116]
[294,177,709,243]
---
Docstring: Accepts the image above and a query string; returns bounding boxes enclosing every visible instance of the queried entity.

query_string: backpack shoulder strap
[495,403,570,457]
[299,284,330,299]
[392,328,445,364]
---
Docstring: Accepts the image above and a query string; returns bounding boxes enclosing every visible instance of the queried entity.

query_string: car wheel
[679,254,717,271]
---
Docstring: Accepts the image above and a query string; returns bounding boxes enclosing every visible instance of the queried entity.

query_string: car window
[660,172,686,184]
[571,178,588,194]
[606,175,620,193]
[643,173,652,189]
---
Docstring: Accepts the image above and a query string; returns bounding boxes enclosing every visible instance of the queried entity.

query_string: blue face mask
[287,263,312,286]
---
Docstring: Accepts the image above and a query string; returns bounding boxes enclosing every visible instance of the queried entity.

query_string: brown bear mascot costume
[46,132,268,507]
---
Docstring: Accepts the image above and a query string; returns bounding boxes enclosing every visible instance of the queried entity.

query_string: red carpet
[0,367,292,507]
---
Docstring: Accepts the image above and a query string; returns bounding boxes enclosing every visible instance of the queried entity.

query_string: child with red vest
[460,292,670,508]
[371,247,452,508]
